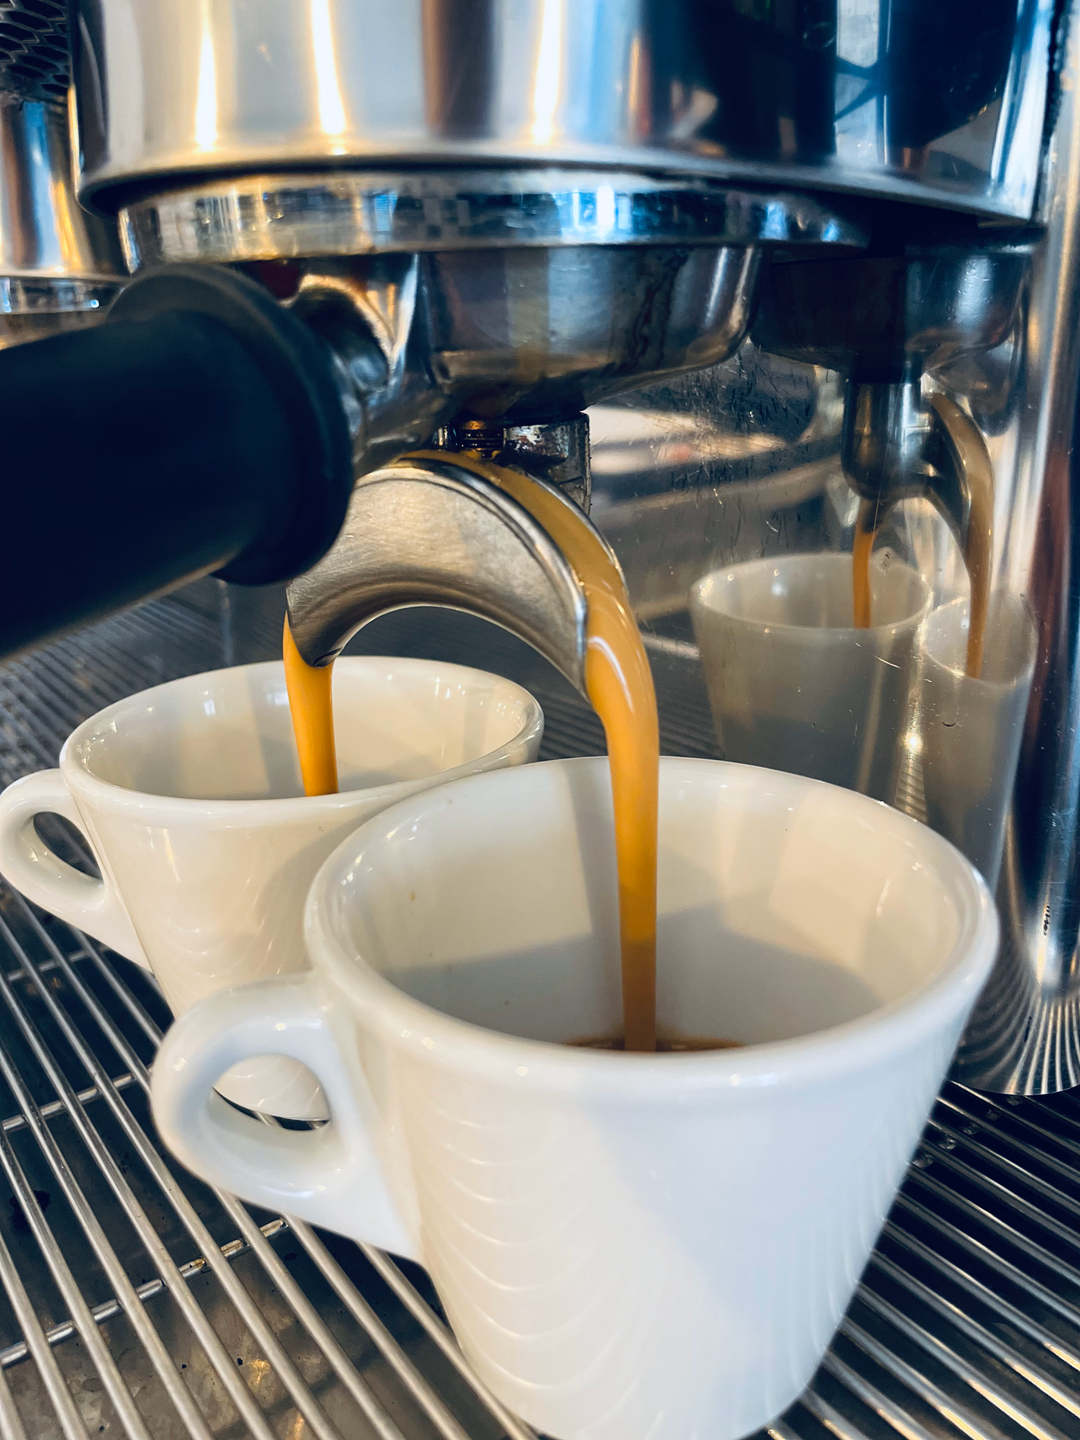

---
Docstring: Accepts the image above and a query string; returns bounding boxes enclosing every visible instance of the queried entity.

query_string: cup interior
[321,758,981,1051]
[922,593,1037,688]
[692,552,929,635]
[65,658,540,802]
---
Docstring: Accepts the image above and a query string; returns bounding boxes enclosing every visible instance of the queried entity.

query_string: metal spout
[285,456,589,694]
[841,379,981,550]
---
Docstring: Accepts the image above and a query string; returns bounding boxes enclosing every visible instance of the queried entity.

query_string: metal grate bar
[0,1217,288,1370]
[355,1246,539,1440]
[2,883,520,1440]
[76,935,172,1049]
[37,957,429,1440]
[797,1390,888,1440]
[816,1349,946,1440]
[0,599,1076,1440]
[836,1318,1008,1440]
[863,1253,1080,1419]
[287,1222,471,1440]
[0,1205,87,1440]
[7,902,356,1440]
[0,912,282,1440]
[217,1207,414,1440]
[892,1183,1080,1326]
[0,1359,30,1440]
[0,1073,137,1137]
[878,1222,1080,1374]
[936,1092,1080,1188]
[0,1052,157,1440]
[851,1283,1072,1440]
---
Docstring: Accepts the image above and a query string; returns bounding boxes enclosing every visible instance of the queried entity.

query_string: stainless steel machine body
[69,0,1080,1095]
[75,0,1054,220]
[0,0,1076,1436]
[0,96,122,346]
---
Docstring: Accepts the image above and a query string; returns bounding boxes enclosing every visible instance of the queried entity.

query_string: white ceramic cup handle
[151,973,419,1259]
[0,771,150,968]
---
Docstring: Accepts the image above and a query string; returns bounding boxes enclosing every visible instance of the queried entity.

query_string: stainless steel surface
[0,95,122,346]
[0,594,1076,1439]
[753,250,1032,381]
[419,243,760,421]
[288,244,760,489]
[840,381,984,551]
[677,0,1080,1095]
[0,99,121,286]
[955,0,1080,1096]
[750,246,1031,547]
[117,169,865,270]
[0,1,69,104]
[441,416,592,511]
[286,457,589,691]
[291,254,459,481]
[76,0,1054,220]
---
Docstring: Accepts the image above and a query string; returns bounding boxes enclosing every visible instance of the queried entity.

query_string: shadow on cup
[913,592,1036,889]
[690,552,931,801]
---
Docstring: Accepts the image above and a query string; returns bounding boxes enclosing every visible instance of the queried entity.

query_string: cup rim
[58,656,544,821]
[306,755,998,1101]
[690,551,932,638]
[922,592,1037,689]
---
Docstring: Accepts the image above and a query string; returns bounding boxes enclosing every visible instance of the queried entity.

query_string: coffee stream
[851,500,878,633]
[283,616,338,797]
[930,393,994,681]
[413,449,661,1053]
[852,395,993,679]
[569,1033,742,1052]
[282,452,743,1055]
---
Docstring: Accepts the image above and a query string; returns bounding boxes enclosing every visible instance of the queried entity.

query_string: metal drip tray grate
[0,594,1075,1440]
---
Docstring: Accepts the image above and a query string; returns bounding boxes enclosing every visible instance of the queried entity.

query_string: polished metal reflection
[289,244,761,484]
[0,95,123,344]
[76,0,1053,220]
[422,244,760,420]
[0,98,121,286]
[290,254,460,478]
[753,251,1032,381]
[441,415,592,511]
[953,4,1080,1094]
[841,381,981,551]
[118,169,864,270]
[285,456,589,694]
[575,0,1080,1092]
[0,1,70,104]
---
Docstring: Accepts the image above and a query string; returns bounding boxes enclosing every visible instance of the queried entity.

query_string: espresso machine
[0,3,1076,1437]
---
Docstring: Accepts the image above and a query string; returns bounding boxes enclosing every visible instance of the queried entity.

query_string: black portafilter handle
[0,264,353,659]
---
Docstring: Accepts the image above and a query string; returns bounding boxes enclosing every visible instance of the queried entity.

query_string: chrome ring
[119,168,866,270]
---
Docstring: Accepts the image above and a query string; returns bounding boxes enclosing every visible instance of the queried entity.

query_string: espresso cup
[916,593,1037,889]
[691,552,931,801]
[152,756,995,1440]
[0,658,542,1119]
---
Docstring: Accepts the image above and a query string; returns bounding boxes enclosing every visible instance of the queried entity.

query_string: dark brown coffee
[568,1030,742,1053]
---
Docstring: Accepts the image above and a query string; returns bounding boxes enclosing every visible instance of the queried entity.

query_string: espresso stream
[852,395,993,679]
[282,451,736,1054]
[283,616,338,797]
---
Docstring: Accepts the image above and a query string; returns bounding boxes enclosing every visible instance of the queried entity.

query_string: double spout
[282,242,762,686]
[751,248,1022,671]
[285,453,591,695]
[842,377,992,557]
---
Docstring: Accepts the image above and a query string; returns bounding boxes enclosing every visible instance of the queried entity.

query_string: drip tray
[0,593,1074,1440]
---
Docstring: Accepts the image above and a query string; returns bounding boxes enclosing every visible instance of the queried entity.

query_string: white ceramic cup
[151,756,996,1440]
[0,658,542,1120]
[916,592,1037,889]
[691,552,931,801]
